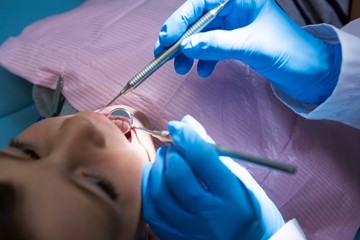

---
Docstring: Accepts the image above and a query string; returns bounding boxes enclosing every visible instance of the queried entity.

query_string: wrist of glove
[155,0,341,105]
[142,115,284,240]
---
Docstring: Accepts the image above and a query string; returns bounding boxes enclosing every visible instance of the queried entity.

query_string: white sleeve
[272,19,360,129]
[219,157,306,239]
[269,219,307,240]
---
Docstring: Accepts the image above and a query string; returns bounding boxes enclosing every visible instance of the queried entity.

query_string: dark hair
[0,181,32,240]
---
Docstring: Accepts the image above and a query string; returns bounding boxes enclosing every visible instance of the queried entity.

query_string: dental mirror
[108,108,133,122]
[108,108,133,134]
[107,108,172,142]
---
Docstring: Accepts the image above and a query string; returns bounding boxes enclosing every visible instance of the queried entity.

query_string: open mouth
[96,105,155,162]
[102,112,132,142]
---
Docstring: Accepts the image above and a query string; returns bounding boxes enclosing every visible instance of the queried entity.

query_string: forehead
[18,116,66,139]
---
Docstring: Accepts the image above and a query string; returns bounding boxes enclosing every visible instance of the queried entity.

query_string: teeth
[111,119,131,134]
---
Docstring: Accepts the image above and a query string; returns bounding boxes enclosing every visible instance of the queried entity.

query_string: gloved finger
[154,13,225,56]
[180,30,238,60]
[168,120,239,196]
[165,145,215,209]
[155,39,193,75]
[158,0,224,48]
[143,147,197,233]
[158,0,202,47]
[179,115,212,143]
[204,14,229,31]
[181,28,267,66]
[197,59,218,78]
[174,53,194,75]
[145,203,191,240]
[154,39,166,57]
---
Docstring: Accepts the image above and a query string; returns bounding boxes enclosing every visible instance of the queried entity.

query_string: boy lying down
[0,101,302,240]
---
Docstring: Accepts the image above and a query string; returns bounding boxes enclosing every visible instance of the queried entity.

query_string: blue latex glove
[142,115,284,240]
[155,0,341,105]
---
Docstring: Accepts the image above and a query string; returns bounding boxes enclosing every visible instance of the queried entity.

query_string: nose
[50,114,106,168]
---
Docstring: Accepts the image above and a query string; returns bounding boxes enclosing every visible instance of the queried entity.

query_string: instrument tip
[106,96,118,107]
[105,85,130,107]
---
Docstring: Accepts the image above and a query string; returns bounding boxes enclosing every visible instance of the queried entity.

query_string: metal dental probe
[106,0,231,106]
[141,129,296,174]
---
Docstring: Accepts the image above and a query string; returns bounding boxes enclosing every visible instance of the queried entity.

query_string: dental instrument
[51,75,65,117]
[105,0,231,107]
[108,108,296,174]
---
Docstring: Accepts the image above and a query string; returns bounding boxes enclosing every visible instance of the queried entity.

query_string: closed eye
[84,174,118,201]
[8,139,41,159]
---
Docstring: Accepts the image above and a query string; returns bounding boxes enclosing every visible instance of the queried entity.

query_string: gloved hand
[142,115,284,240]
[155,0,341,105]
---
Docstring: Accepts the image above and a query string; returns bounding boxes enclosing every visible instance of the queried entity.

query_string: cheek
[24,173,119,240]
[132,129,155,162]
[106,150,145,238]
[107,148,146,196]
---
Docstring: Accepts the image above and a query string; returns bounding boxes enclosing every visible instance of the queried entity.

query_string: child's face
[0,105,156,240]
